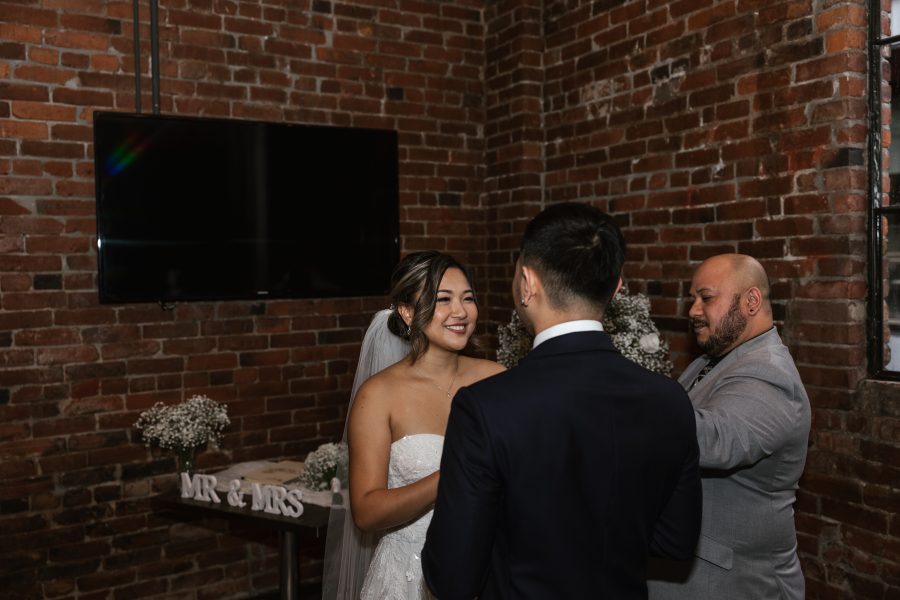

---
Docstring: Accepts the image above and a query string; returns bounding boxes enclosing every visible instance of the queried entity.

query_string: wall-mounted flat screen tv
[94,112,400,303]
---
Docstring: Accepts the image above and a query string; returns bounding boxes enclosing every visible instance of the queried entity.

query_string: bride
[322,250,504,600]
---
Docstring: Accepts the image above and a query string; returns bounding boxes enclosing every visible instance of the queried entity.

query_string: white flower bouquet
[299,442,349,491]
[134,394,230,452]
[497,285,673,376]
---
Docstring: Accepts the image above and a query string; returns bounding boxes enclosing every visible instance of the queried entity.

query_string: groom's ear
[520,264,540,305]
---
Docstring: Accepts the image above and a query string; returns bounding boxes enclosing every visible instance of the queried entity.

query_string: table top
[154,489,331,532]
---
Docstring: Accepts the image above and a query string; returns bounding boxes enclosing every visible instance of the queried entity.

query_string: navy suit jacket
[422,331,701,600]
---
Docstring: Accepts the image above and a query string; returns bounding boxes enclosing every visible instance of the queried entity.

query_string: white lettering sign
[227,479,246,507]
[180,473,221,503]
[179,474,304,518]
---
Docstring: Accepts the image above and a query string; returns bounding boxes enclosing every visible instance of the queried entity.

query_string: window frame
[868,1,900,379]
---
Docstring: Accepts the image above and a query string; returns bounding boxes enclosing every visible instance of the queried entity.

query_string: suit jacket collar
[533,320,604,348]
[728,326,780,361]
[521,330,616,363]
[679,327,782,390]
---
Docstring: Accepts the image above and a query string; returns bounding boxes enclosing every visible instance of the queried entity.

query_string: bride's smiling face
[422,267,478,351]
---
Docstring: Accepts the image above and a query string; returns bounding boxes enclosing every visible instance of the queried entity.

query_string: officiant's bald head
[698,254,771,308]
[688,253,773,357]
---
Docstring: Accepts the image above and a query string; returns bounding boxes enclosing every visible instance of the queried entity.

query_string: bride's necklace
[418,365,459,399]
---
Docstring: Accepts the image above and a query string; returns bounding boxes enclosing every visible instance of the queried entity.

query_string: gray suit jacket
[648,328,811,600]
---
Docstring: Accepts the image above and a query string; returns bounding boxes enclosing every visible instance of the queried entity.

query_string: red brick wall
[481,0,545,327]
[2,0,898,598]
[0,1,487,597]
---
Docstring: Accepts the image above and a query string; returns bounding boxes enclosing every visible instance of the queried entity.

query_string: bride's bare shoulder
[352,360,410,406]
[460,356,506,382]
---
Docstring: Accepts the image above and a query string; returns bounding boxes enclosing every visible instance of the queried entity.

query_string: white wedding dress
[359,433,443,600]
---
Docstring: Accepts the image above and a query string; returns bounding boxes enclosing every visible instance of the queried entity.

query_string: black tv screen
[94,112,400,303]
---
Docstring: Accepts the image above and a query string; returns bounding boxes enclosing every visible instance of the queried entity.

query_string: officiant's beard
[693,294,747,357]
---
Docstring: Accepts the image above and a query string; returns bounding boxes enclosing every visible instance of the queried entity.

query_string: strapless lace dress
[359,433,443,600]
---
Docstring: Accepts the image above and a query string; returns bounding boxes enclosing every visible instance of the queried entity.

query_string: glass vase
[176,447,196,476]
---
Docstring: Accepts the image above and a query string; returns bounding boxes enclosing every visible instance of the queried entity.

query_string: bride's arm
[347,383,439,533]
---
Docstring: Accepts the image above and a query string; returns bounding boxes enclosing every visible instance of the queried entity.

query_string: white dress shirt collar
[532,320,604,349]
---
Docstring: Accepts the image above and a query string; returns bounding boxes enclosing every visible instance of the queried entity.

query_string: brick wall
[2,0,898,598]
[481,0,894,598]
[0,1,487,597]
[481,0,545,327]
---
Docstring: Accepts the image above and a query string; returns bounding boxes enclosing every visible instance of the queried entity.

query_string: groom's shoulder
[460,361,518,397]
[471,352,689,407]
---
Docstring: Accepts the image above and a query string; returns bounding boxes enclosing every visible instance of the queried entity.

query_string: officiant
[648,254,811,600]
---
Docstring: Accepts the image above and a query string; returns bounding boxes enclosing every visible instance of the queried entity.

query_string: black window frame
[869,1,900,379]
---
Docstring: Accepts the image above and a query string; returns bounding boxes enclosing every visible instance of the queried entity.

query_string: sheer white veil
[322,308,410,600]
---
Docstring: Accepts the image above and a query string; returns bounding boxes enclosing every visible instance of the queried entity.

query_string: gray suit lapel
[678,328,782,396]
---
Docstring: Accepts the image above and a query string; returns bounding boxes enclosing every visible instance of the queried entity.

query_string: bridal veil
[322,309,410,600]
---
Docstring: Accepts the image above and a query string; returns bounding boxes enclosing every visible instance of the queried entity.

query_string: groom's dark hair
[520,202,626,312]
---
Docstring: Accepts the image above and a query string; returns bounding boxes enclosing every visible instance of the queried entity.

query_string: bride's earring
[397,304,413,337]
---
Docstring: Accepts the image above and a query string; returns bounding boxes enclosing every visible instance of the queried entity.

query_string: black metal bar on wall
[150,0,160,114]
[133,0,141,113]
[868,0,885,376]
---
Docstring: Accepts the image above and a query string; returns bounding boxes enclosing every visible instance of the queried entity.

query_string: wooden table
[154,490,331,599]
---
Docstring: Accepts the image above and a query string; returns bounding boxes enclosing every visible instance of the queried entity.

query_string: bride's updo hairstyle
[387,250,476,363]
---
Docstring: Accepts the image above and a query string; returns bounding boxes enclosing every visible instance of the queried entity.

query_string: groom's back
[465,332,699,599]
[422,202,700,600]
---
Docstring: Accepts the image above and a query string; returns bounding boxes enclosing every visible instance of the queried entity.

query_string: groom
[422,202,702,599]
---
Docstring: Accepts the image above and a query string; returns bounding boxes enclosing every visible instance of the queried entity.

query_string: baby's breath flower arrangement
[497,312,533,370]
[603,288,673,376]
[134,394,230,473]
[497,285,673,376]
[299,442,349,491]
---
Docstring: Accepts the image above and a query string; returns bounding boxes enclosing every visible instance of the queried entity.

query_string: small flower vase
[176,447,196,476]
